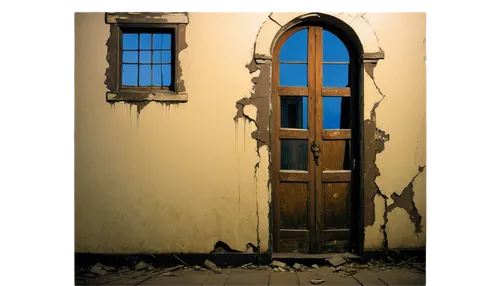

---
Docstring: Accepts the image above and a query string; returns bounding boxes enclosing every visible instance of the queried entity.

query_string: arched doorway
[271,24,362,253]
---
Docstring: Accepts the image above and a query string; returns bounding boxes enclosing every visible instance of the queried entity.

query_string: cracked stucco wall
[361,13,426,249]
[75,12,270,253]
[75,12,426,253]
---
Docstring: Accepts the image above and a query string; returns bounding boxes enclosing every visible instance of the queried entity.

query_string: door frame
[269,21,364,254]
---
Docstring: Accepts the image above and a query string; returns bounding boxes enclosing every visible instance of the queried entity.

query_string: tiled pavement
[76,267,425,286]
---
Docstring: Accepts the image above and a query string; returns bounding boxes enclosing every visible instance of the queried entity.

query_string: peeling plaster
[233,16,274,255]
[386,165,425,233]
[363,56,425,248]
[363,81,389,228]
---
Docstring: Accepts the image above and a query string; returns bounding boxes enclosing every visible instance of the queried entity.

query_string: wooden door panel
[279,230,310,253]
[321,140,351,170]
[279,182,309,229]
[324,183,350,229]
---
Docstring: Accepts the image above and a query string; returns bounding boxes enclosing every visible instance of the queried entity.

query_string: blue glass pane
[323,64,349,87]
[122,51,138,63]
[122,64,138,86]
[153,51,171,63]
[162,33,172,49]
[280,63,307,87]
[281,97,308,129]
[152,65,162,86]
[151,64,172,86]
[140,33,152,50]
[152,33,172,50]
[323,30,349,62]
[162,64,172,86]
[280,29,308,62]
[139,65,151,86]
[139,51,151,63]
[323,97,350,129]
[323,97,341,129]
[122,34,138,50]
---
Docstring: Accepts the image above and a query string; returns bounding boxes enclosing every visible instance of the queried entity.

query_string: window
[105,13,189,102]
[122,31,174,88]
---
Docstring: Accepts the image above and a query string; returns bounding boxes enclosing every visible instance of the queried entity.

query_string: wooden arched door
[271,25,360,253]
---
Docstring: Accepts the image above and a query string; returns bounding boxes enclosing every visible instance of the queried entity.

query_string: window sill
[106,90,188,102]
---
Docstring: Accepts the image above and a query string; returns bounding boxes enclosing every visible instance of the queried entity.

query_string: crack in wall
[386,165,426,233]
[233,15,274,255]
[378,165,425,249]
[364,55,425,248]
[363,71,389,228]
[268,13,282,27]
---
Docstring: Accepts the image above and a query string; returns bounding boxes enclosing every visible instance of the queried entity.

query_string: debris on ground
[172,254,189,266]
[240,262,253,268]
[161,265,184,273]
[340,252,362,260]
[310,279,326,284]
[192,265,202,270]
[134,261,154,271]
[161,272,181,276]
[311,264,319,269]
[326,254,347,267]
[270,260,287,268]
[333,265,346,272]
[292,263,305,271]
[203,259,221,273]
[272,266,286,272]
[89,264,108,276]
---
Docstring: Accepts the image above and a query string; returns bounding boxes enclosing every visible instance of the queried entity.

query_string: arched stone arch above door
[254,12,384,63]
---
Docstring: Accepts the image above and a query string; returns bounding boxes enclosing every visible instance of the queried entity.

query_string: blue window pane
[122,51,138,63]
[123,33,138,50]
[139,51,151,63]
[323,97,350,129]
[122,64,138,86]
[139,65,151,86]
[154,33,172,49]
[162,33,172,49]
[152,64,172,86]
[323,30,349,62]
[280,63,307,87]
[280,29,308,62]
[162,64,172,86]
[323,64,349,87]
[153,51,171,63]
[152,65,162,86]
[281,97,308,129]
[140,33,152,50]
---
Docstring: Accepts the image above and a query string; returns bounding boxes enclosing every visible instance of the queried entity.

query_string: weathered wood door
[272,25,359,253]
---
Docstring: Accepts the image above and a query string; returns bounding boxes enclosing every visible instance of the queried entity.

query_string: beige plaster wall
[361,13,426,249]
[75,12,426,253]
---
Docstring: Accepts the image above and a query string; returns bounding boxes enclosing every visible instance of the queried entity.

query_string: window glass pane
[152,65,162,86]
[281,140,308,171]
[281,97,308,129]
[162,64,172,86]
[122,64,138,86]
[162,33,172,49]
[122,33,138,50]
[323,30,349,62]
[122,51,138,63]
[153,51,171,63]
[139,33,152,50]
[153,34,163,49]
[323,97,350,129]
[139,65,151,86]
[323,64,349,87]
[280,29,308,62]
[139,51,151,63]
[280,63,307,87]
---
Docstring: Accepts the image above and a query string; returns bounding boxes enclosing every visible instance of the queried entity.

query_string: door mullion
[307,26,316,253]
[314,26,324,252]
